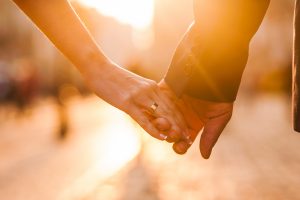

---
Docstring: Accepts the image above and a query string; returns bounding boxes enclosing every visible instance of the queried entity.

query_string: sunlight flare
[75,0,154,30]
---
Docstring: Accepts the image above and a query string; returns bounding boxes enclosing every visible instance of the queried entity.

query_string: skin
[156,0,270,158]
[11,0,240,159]
[159,80,233,159]
[12,0,189,142]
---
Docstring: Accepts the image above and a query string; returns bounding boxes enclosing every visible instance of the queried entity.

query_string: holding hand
[12,0,233,158]
[85,62,189,142]
[159,80,233,159]
[11,0,190,144]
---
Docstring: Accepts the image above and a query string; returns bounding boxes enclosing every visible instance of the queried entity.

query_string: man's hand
[159,80,233,159]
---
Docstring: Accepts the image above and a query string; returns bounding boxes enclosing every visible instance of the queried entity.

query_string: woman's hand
[11,0,189,144]
[84,62,189,141]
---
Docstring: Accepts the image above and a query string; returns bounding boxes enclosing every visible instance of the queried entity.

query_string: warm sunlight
[75,0,154,30]
[59,103,142,200]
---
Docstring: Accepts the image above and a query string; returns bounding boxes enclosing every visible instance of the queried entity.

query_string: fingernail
[185,135,191,140]
[159,134,168,140]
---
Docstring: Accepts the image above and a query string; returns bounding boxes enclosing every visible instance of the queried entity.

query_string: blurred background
[0,0,300,199]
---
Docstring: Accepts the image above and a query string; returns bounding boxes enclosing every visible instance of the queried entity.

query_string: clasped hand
[86,63,233,159]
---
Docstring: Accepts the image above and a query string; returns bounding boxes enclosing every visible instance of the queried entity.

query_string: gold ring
[150,102,158,114]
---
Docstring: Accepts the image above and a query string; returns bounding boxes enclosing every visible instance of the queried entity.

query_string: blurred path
[0,96,141,200]
[85,95,300,200]
[1,95,300,200]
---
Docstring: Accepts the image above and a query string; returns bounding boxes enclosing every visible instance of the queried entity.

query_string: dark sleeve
[165,0,270,102]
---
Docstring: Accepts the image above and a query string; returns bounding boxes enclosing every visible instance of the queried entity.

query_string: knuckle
[125,80,159,108]
[128,88,143,105]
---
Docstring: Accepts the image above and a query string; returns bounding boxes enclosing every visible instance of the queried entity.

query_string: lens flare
[75,0,154,30]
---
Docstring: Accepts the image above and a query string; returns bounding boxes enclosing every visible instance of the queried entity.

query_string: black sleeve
[165,0,270,102]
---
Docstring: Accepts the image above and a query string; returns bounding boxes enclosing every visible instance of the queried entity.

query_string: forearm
[165,0,270,102]
[12,0,189,141]
[12,0,111,75]
[192,0,270,44]
[190,0,270,101]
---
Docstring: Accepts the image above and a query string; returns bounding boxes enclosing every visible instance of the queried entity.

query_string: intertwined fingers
[129,108,169,140]
[156,86,234,158]
[127,79,188,142]
[172,96,204,154]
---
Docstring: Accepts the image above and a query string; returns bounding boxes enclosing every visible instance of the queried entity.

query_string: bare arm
[12,0,110,74]
[12,0,190,143]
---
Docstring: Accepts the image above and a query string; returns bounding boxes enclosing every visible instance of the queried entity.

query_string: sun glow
[75,0,154,30]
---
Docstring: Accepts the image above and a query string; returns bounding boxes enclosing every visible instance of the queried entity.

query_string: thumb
[200,112,232,159]
[152,117,171,131]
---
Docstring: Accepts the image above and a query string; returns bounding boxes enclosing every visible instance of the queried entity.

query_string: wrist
[74,45,112,77]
